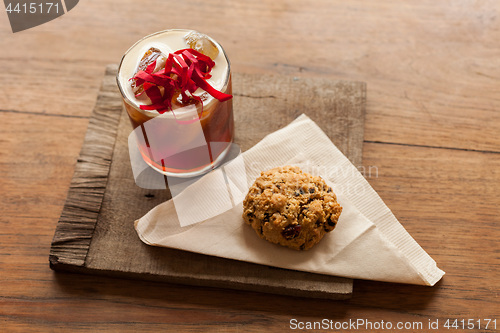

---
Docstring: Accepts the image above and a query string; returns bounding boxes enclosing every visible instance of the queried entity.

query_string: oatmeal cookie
[242,166,342,250]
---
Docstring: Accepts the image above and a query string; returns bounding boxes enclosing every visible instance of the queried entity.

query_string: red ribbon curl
[131,48,232,114]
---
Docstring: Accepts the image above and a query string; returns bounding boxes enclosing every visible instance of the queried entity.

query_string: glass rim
[116,29,231,118]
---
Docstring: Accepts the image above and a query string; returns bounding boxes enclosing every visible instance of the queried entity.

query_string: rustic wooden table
[1,0,498,331]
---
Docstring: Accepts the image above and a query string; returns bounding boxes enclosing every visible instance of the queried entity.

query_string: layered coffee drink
[117,30,233,177]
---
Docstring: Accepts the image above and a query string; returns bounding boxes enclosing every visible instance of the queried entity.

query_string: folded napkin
[135,114,444,286]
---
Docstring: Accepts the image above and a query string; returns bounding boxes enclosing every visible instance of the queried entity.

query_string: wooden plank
[49,66,123,267]
[49,65,366,299]
[0,113,88,219]
[1,0,499,331]
[0,0,498,152]
[3,144,499,331]
[350,142,500,315]
[232,74,366,165]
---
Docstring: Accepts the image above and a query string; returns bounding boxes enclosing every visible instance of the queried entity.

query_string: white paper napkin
[135,114,445,286]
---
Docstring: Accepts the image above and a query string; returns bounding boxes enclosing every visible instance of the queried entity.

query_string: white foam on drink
[117,29,230,114]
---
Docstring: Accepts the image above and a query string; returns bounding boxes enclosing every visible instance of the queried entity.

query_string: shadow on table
[52,269,442,320]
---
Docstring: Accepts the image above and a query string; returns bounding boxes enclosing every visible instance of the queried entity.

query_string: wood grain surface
[1,0,499,332]
[50,66,367,299]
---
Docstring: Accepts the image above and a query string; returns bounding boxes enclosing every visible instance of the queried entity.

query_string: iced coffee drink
[117,29,233,177]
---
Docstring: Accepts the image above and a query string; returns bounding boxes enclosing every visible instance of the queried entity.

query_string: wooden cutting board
[49,64,366,300]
